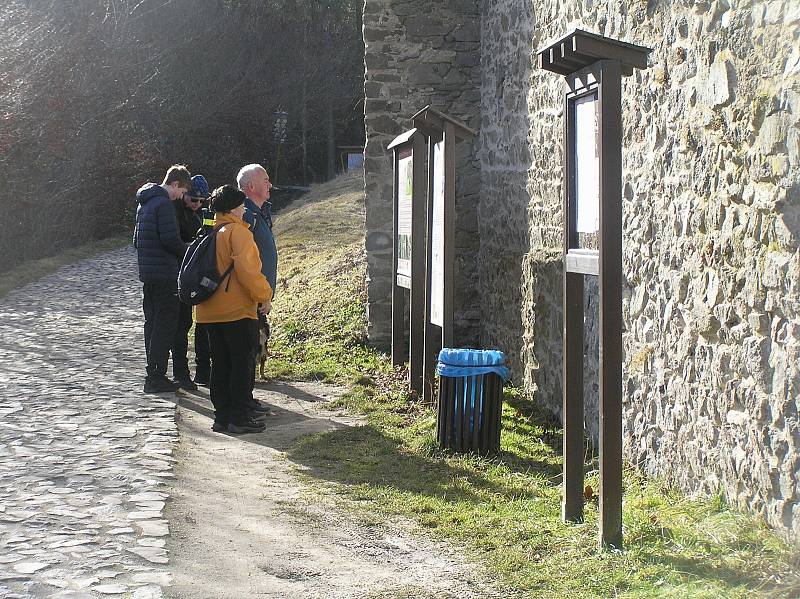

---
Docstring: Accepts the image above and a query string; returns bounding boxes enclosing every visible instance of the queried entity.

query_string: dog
[257,314,270,380]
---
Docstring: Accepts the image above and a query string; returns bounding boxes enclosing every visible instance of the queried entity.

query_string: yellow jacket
[195,213,273,323]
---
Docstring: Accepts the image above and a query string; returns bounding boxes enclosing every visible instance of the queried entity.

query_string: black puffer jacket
[174,201,202,243]
[133,183,187,283]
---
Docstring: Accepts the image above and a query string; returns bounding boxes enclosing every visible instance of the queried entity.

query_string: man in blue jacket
[237,163,277,414]
[237,164,277,293]
[133,165,191,393]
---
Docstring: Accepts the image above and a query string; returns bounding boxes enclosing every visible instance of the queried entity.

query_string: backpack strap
[213,224,236,292]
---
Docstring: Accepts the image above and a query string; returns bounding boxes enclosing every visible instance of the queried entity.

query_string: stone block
[364,28,392,42]
[408,62,443,85]
[404,15,448,37]
[371,73,402,83]
[451,22,479,43]
[704,59,735,108]
[757,114,788,155]
[365,53,390,70]
[365,81,385,98]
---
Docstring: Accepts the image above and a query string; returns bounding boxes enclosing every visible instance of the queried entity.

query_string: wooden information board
[539,29,651,550]
[387,110,476,403]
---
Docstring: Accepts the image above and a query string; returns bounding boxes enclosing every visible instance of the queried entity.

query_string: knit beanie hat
[210,185,246,213]
[190,175,210,198]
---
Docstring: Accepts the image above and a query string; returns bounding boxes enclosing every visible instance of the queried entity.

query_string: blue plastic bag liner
[436,348,510,382]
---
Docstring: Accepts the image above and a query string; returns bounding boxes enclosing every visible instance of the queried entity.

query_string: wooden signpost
[538,29,651,550]
[387,108,476,402]
[412,107,476,405]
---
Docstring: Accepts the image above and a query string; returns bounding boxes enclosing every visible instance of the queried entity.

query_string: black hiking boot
[248,399,270,413]
[194,367,210,386]
[174,377,198,391]
[227,419,266,435]
[211,420,228,432]
[144,375,178,394]
[248,410,268,422]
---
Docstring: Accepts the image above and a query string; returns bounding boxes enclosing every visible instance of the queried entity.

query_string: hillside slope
[269,170,382,382]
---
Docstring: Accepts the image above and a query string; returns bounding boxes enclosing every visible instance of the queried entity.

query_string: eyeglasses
[186,196,205,203]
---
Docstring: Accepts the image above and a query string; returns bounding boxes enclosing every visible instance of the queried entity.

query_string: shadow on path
[165,380,355,453]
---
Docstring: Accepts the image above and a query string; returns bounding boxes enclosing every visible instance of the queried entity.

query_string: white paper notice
[430,140,445,327]
[396,151,413,280]
[574,93,599,233]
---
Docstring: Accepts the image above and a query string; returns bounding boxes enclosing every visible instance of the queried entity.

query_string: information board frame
[396,148,414,288]
[411,107,477,405]
[429,138,445,328]
[388,128,428,393]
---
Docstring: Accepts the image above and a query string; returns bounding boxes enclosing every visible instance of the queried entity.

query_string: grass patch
[0,235,130,300]
[268,171,387,384]
[270,172,799,598]
[289,389,797,598]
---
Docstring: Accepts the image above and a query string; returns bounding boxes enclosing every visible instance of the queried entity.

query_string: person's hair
[209,184,246,214]
[162,164,191,188]
[236,164,265,191]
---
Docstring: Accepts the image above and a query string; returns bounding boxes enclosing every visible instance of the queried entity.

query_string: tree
[0,0,365,270]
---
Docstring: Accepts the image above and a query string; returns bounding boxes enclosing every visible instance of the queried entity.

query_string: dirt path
[166,381,510,599]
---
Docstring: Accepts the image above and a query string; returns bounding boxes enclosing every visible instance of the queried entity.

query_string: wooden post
[391,147,405,368]
[598,59,623,550]
[563,88,585,523]
[563,272,585,521]
[423,135,441,405]
[409,134,427,394]
[442,122,456,348]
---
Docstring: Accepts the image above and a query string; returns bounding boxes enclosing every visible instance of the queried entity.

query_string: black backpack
[177,226,233,305]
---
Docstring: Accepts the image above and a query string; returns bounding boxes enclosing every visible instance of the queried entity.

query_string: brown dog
[257,314,270,380]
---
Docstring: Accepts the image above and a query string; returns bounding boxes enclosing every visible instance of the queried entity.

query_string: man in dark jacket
[236,163,277,416]
[133,165,191,393]
[171,174,207,390]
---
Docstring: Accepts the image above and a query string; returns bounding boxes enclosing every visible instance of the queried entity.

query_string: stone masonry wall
[479,0,800,540]
[363,0,482,350]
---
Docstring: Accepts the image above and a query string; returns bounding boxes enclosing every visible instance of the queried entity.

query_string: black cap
[209,185,246,213]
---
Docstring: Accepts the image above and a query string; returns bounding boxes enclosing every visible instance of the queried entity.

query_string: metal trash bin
[436,348,509,454]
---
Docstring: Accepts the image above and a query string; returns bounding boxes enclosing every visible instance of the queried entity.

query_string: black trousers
[194,322,211,374]
[142,281,179,378]
[207,319,257,425]
[172,301,193,379]
[172,303,212,379]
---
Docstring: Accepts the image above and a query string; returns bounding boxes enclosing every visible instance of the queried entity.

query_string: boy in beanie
[171,174,209,389]
[134,165,191,393]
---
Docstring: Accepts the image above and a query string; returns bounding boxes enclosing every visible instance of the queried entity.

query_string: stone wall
[363,0,482,349]
[364,0,799,540]
[479,0,800,540]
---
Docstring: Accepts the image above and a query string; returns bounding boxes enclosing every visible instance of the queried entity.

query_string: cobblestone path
[0,247,176,598]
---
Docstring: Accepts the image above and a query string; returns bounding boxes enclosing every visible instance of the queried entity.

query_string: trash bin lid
[438,348,506,367]
[436,348,510,382]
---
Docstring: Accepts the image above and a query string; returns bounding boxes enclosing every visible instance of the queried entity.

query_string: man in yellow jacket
[196,185,273,434]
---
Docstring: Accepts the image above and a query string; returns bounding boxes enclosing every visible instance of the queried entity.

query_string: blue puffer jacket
[133,183,188,283]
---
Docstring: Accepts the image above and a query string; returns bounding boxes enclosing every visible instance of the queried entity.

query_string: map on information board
[430,140,445,327]
[396,149,413,285]
[575,93,599,233]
